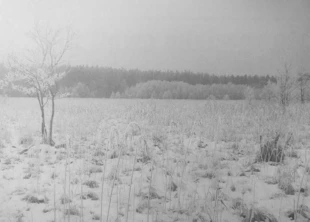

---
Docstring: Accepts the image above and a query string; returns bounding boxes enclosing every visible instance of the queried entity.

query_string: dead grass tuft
[83,180,99,188]
[256,134,285,163]
[22,194,48,204]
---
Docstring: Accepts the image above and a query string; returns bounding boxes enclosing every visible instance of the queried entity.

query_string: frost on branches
[1,25,74,145]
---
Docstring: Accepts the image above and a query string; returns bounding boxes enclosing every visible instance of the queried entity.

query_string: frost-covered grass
[0,98,310,222]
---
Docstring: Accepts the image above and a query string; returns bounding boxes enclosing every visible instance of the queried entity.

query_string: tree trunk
[301,86,305,104]
[300,80,305,104]
[49,93,55,146]
[37,92,48,143]
[41,105,48,143]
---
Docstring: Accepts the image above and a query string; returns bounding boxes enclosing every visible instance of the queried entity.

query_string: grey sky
[0,0,310,75]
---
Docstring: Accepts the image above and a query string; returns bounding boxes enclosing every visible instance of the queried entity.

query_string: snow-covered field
[0,98,309,222]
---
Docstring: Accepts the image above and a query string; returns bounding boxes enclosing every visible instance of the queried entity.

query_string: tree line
[0,63,276,98]
[112,80,246,100]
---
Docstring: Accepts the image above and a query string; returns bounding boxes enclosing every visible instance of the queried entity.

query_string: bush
[256,134,285,163]
[71,82,93,98]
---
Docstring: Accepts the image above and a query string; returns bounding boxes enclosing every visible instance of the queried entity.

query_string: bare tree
[276,63,296,112]
[297,72,310,104]
[260,80,277,101]
[0,25,74,145]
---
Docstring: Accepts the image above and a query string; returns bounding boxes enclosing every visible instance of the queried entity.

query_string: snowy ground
[0,98,310,222]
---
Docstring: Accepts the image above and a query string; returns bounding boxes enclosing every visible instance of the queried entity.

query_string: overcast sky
[0,0,309,75]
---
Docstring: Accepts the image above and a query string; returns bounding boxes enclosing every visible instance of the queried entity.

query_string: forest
[0,63,276,99]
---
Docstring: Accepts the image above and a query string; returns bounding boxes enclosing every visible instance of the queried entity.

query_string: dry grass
[0,98,309,222]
